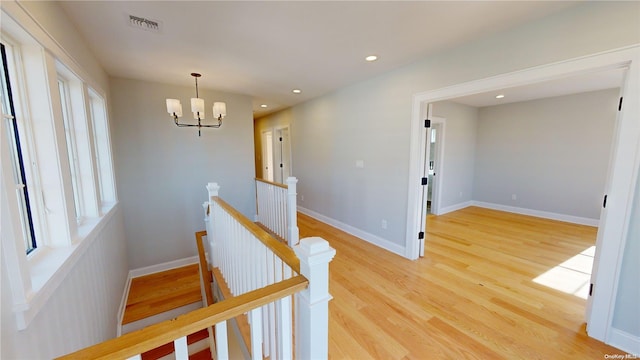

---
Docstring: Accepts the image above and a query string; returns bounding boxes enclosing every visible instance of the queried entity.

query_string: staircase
[58,178,334,360]
[120,264,212,360]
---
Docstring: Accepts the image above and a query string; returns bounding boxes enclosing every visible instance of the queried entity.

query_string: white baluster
[174,336,189,360]
[215,320,229,360]
[276,295,293,360]
[294,237,336,360]
[286,177,299,247]
[250,308,263,360]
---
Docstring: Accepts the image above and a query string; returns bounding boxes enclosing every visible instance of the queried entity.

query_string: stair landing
[123,264,203,325]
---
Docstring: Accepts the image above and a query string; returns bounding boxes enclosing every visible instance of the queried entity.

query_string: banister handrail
[56,276,308,360]
[212,196,300,273]
[255,177,288,189]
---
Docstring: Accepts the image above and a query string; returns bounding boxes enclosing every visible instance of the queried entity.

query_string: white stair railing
[58,182,334,360]
[206,182,334,360]
[256,177,300,246]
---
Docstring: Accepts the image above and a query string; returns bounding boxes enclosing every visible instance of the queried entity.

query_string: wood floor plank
[298,206,624,359]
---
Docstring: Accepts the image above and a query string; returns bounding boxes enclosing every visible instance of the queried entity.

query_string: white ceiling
[452,67,625,108]
[58,1,583,117]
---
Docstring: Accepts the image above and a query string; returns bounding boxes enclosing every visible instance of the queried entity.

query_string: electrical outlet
[301,195,304,202]
[381,220,388,229]
[356,160,364,168]
[459,192,463,197]
[512,194,517,201]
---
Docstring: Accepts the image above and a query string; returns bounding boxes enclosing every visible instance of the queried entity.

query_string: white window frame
[1,12,118,330]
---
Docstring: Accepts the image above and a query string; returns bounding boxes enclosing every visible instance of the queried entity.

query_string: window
[1,19,118,329]
[57,78,83,222]
[1,43,37,254]
[89,91,116,204]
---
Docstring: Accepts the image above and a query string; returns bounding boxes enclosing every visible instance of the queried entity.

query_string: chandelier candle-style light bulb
[191,97,205,119]
[166,73,227,136]
[166,99,182,117]
[213,102,226,119]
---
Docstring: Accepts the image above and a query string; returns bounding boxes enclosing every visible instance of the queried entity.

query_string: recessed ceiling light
[496,94,505,99]
[292,89,302,94]
[260,104,268,108]
[365,55,378,62]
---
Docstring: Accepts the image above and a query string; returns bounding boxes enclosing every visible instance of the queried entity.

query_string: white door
[261,130,274,182]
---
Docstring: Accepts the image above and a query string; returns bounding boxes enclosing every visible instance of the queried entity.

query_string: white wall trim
[472,201,600,227]
[608,328,640,356]
[116,276,132,336]
[128,256,199,279]
[437,201,473,216]
[298,206,405,257]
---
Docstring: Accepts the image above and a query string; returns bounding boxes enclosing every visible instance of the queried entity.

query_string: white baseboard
[116,276,132,336]
[129,256,199,278]
[437,201,473,215]
[297,206,405,257]
[471,201,600,227]
[609,328,640,356]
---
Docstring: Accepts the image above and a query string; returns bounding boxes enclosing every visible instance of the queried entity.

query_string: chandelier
[166,73,227,136]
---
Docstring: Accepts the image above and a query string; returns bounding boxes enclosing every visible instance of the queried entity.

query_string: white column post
[206,182,220,268]
[286,177,299,246]
[293,237,336,360]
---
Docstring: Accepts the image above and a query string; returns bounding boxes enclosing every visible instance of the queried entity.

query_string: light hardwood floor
[298,206,623,359]
[122,264,202,324]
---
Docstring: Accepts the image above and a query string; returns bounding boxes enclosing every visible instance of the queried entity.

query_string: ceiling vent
[128,15,161,33]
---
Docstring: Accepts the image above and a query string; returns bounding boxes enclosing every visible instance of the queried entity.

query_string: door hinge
[279,137,283,141]
[589,283,594,296]
[279,163,283,168]
[418,231,424,239]
[618,97,623,111]
[424,119,431,128]
[603,194,608,208]
[421,177,428,186]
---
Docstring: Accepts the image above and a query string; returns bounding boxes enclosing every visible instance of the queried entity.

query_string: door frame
[405,45,640,344]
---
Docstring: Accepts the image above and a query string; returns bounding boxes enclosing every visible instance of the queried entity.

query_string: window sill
[13,202,119,330]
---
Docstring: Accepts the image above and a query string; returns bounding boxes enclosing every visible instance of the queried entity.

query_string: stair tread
[123,264,203,324]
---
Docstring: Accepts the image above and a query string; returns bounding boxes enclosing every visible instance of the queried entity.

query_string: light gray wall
[110,77,255,269]
[260,2,639,247]
[474,89,619,219]
[431,101,478,210]
[612,167,640,335]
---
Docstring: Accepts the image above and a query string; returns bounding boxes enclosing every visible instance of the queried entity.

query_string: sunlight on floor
[533,246,595,299]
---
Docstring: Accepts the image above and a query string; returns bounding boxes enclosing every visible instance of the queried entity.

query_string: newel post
[206,182,220,203]
[206,182,220,267]
[286,176,300,246]
[294,237,336,360]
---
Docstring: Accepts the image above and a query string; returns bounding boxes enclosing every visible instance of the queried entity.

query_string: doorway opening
[260,126,292,184]
[405,47,640,343]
